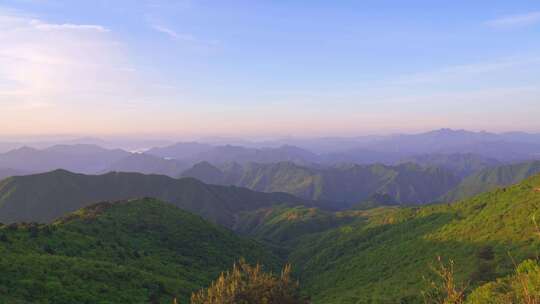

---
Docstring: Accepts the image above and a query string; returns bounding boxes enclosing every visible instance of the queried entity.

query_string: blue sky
[1,0,539,137]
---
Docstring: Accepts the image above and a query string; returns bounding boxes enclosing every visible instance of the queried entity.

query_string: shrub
[422,256,466,304]
[190,259,309,304]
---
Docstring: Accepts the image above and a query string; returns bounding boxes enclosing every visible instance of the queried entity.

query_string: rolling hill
[181,161,460,207]
[0,170,314,227]
[442,160,540,202]
[0,198,279,303]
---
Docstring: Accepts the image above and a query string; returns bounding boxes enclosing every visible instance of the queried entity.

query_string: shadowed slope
[0,169,313,226]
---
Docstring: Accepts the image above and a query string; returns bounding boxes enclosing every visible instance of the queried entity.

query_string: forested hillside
[236,174,540,303]
[0,199,279,303]
[442,160,540,202]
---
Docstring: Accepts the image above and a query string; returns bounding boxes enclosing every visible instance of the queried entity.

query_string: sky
[0,0,539,138]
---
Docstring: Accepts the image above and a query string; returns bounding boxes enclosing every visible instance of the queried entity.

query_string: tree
[190,259,309,304]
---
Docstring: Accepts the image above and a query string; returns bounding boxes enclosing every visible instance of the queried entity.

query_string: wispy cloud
[151,24,218,45]
[486,11,540,29]
[29,20,109,32]
[151,24,194,41]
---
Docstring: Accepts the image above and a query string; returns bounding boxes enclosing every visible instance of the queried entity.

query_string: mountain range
[1,129,540,182]
[181,161,460,207]
[104,153,188,177]
[398,153,501,178]
[0,169,314,227]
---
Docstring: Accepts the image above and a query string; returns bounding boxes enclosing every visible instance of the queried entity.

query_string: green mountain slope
[182,161,460,207]
[233,205,359,244]
[399,153,501,178]
[0,169,311,227]
[238,174,540,303]
[442,160,540,202]
[0,198,279,303]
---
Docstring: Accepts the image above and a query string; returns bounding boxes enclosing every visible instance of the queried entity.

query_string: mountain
[442,160,540,202]
[351,193,399,210]
[191,145,319,165]
[332,129,540,163]
[0,198,279,303]
[145,142,214,159]
[233,205,358,244]
[321,148,403,164]
[104,153,188,177]
[0,169,312,226]
[399,153,501,178]
[0,144,130,174]
[181,161,228,184]
[239,174,540,303]
[146,141,320,165]
[182,161,460,207]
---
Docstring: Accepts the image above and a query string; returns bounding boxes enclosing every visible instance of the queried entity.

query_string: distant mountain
[399,153,501,178]
[181,161,460,207]
[360,129,540,162]
[104,153,188,177]
[0,198,279,303]
[499,131,540,143]
[321,148,403,164]
[0,168,28,181]
[181,161,227,184]
[145,142,214,159]
[442,160,540,202]
[0,142,23,154]
[368,129,501,154]
[257,136,386,154]
[146,141,320,165]
[191,145,319,165]
[0,144,130,174]
[0,170,312,226]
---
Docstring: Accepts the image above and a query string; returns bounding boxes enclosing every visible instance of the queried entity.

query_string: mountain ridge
[181,161,460,207]
[0,169,316,226]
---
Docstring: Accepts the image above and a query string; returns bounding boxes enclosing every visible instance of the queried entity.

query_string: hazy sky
[1,0,539,137]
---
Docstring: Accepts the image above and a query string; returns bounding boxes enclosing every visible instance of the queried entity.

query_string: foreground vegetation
[190,259,308,304]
